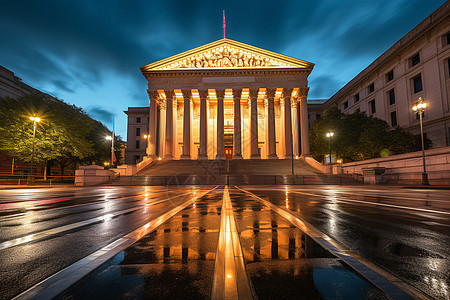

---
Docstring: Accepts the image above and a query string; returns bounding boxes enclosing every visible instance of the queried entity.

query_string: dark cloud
[87,106,114,124]
[0,0,446,120]
[309,74,343,99]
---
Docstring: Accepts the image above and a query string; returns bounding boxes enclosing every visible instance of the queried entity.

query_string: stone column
[164,91,174,160]
[216,89,225,159]
[158,100,166,159]
[283,89,293,158]
[233,89,243,159]
[280,98,285,158]
[181,90,191,159]
[266,89,278,159]
[147,90,158,159]
[291,98,299,157]
[299,88,310,157]
[198,90,208,160]
[172,98,178,159]
[250,89,260,159]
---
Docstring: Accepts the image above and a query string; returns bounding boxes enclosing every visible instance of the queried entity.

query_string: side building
[324,3,450,148]
[0,65,37,98]
[124,107,149,164]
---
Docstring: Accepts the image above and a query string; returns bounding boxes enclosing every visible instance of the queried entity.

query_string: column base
[149,155,157,159]
[180,155,191,160]
[250,154,261,159]
[300,154,311,158]
[215,155,225,160]
[233,155,243,159]
[268,155,278,159]
[197,155,208,160]
[163,154,173,160]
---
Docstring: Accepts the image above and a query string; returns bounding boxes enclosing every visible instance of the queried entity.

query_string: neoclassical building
[127,38,314,163]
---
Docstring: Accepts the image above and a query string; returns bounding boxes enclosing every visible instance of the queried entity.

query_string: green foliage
[310,107,423,162]
[0,93,121,172]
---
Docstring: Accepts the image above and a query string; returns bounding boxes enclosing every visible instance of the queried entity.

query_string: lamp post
[28,116,40,184]
[326,131,334,164]
[105,135,113,168]
[29,116,41,170]
[412,97,429,185]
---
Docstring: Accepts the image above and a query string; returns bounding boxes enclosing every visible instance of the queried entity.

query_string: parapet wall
[340,147,450,185]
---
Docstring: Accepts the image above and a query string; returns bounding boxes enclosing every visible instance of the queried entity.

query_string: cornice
[143,68,312,78]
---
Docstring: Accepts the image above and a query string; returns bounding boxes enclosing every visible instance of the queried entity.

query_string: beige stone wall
[341,147,450,184]
[324,4,450,148]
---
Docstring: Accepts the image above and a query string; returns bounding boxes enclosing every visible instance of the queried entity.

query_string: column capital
[181,89,192,98]
[232,89,241,99]
[147,89,160,100]
[198,89,209,99]
[164,90,175,99]
[299,87,310,98]
[249,88,259,99]
[282,88,293,99]
[291,100,298,108]
[215,89,225,99]
[266,88,277,98]
[158,99,166,109]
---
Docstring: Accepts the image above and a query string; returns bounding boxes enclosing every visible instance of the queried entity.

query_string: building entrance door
[224,133,233,160]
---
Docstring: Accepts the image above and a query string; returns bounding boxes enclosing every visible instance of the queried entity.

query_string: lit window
[413,75,423,94]
[388,89,395,105]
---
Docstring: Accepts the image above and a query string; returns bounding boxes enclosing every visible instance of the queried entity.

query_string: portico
[140,38,314,161]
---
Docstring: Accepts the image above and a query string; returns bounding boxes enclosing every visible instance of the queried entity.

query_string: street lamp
[326,131,334,164]
[412,97,429,185]
[105,135,113,168]
[28,116,40,184]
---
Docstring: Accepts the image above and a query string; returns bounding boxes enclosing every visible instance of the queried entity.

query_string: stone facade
[127,39,315,162]
[0,65,37,98]
[324,3,450,148]
[124,107,149,164]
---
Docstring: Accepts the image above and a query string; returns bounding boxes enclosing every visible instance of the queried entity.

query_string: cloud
[87,106,114,124]
[0,0,446,140]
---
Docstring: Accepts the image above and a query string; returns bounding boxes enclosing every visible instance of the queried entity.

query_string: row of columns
[147,88,310,160]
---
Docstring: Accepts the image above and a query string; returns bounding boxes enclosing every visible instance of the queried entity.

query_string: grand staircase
[109,158,361,186]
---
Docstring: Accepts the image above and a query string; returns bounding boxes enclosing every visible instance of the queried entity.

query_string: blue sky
[0,0,446,140]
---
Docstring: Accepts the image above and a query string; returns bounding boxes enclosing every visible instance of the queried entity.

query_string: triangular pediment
[141,38,314,71]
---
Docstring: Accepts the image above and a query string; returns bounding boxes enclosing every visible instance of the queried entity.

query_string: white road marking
[0,191,192,251]
[212,186,252,300]
[12,187,217,300]
[289,190,450,215]
[236,186,426,300]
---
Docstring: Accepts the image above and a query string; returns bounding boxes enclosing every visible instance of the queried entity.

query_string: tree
[0,93,118,174]
[310,107,424,162]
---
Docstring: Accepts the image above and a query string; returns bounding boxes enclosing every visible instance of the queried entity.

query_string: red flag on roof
[223,10,226,39]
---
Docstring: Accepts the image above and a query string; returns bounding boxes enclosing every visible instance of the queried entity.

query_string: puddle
[56,191,222,300]
[229,189,389,300]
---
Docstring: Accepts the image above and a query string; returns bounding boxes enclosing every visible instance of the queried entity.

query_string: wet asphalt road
[0,185,448,299]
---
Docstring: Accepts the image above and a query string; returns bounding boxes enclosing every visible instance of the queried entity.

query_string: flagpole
[111,117,115,168]
[223,10,226,39]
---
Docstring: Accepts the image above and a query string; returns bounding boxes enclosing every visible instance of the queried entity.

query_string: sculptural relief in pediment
[156,45,296,70]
